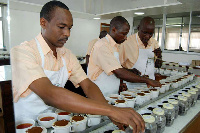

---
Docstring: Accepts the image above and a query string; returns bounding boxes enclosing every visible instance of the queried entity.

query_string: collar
[36,33,66,56]
[106,34,118,47]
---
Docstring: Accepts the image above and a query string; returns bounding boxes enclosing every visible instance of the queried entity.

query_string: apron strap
[35,38,45,68]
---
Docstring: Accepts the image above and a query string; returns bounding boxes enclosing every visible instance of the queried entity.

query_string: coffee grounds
[72,116,84,121]
[53,120,69,126]
[26,127,43,133]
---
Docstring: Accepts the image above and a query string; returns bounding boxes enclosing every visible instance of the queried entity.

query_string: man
[11,1,145,132]
[88,16,161,97]
[119,16,162,89]
[86,30,107,66]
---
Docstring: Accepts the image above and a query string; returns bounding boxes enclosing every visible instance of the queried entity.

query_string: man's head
[138,16,155,46]
[40,1,73,49]
[99,30,107,39]
[109,16,130,44]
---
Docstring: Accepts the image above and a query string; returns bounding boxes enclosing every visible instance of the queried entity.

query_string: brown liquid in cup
[162,101,168,103]
[40,116,54,121]
[142,113,151,115]
[142,91,150,93]
[147,107,155,111]
[116,100,125,103]
[72,116,84,122]
[58,112,71,115]
[16,123,32,129]
[137,93,145,96]
[110,97,118,99]
[53,120,69,126]
[122,94,131,96]
[150,89,157,91]
[125,97,135,99]
[26,127,43,133]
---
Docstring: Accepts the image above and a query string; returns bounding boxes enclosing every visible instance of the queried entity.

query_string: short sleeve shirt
[88,34,122,81]
[86,38,98,55]
[119,32,159,69]
[11,33,88,102]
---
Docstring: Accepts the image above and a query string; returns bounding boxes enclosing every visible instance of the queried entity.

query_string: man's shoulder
[11,39,36,52]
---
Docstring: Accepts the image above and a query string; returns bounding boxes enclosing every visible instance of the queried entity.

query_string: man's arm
[29,77,145,133]
[113,68,161,87]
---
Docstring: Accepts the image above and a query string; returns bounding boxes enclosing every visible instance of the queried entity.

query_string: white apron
[124,34,155,89]
[92,37,120,97]
[14,38,69,121]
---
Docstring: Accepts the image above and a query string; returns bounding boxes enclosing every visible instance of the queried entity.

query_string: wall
[9,8,133,56]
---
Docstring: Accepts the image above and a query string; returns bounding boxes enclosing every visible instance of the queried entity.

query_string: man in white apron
[11,1,146,132]
[86,30,107,67]
[88,16,161,97]
[119,17,162,89]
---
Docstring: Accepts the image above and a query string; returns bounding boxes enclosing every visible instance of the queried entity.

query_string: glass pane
[0,7,1,17]
[0,21,3,49]
[153,27,162,47]
[165,26,181,50]
[189,15,200,53]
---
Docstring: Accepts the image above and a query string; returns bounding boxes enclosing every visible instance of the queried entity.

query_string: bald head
[138,16,155,47]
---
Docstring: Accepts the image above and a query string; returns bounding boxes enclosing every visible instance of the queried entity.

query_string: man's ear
[40,17,47,29]
[112,27,117,33]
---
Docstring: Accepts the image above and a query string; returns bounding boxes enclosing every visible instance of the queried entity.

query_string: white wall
[9,8,133,56]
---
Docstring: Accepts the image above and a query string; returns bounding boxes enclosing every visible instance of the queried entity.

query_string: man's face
[43,7,73,48]
[114,23,130,44]
[138,23,155,46]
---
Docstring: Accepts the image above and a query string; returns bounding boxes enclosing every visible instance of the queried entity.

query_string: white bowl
[37,113,57,128]
[55,109,72,121]
[15,119,35,133]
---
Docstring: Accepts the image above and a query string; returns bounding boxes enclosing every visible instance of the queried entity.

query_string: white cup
[115,99,128,107]
[70,115,87,132]
[149,89,159,99]
[87,114,101,126]
[55,109,72,121]
[136,93,146,105]
[124,96,136,108]
[51,120,72,133]
[25,126,47,133]
[15,119,35,133]
[37,113,57,128]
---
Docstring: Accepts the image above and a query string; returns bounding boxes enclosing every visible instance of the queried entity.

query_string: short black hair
[110,16,130,31]
[99,30,107,39]
[40,1,69,22]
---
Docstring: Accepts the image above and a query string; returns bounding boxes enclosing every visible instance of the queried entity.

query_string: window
[189,13,200,53]
[0,6,3,49]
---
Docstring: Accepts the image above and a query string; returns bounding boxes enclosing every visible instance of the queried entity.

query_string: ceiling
[9,0,200,19]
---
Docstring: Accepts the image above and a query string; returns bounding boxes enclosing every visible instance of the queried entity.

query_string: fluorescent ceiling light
[134,12,144,15]
[93,17,100,20]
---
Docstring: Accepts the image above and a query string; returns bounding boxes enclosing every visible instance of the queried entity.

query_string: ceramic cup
[70,115,87,132]
[37,113,57,128]
[15,119,35,133]
[55,109,72,121]
[87,114,101,126]
[51,120,72,133]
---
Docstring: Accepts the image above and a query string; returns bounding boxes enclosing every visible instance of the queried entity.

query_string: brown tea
[26,127,43,133]
[40,116,54,121]
[137,93,145,96]
[150,89,157,91]
[58,112,71,115]
[53,120,69,126]
[72,116,84,121]
[122,94,131,96]
[125,97,135,99]
[116,100,125,103]
[110,97,118,99]
[16,123,32,129]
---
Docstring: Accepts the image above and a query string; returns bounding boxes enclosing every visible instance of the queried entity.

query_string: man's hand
[155,59,162,68]
[153,48,162,58]
[119,82,128,94]
[109,107,145,133]
[146,78,162,88]
[129,68,141,76]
